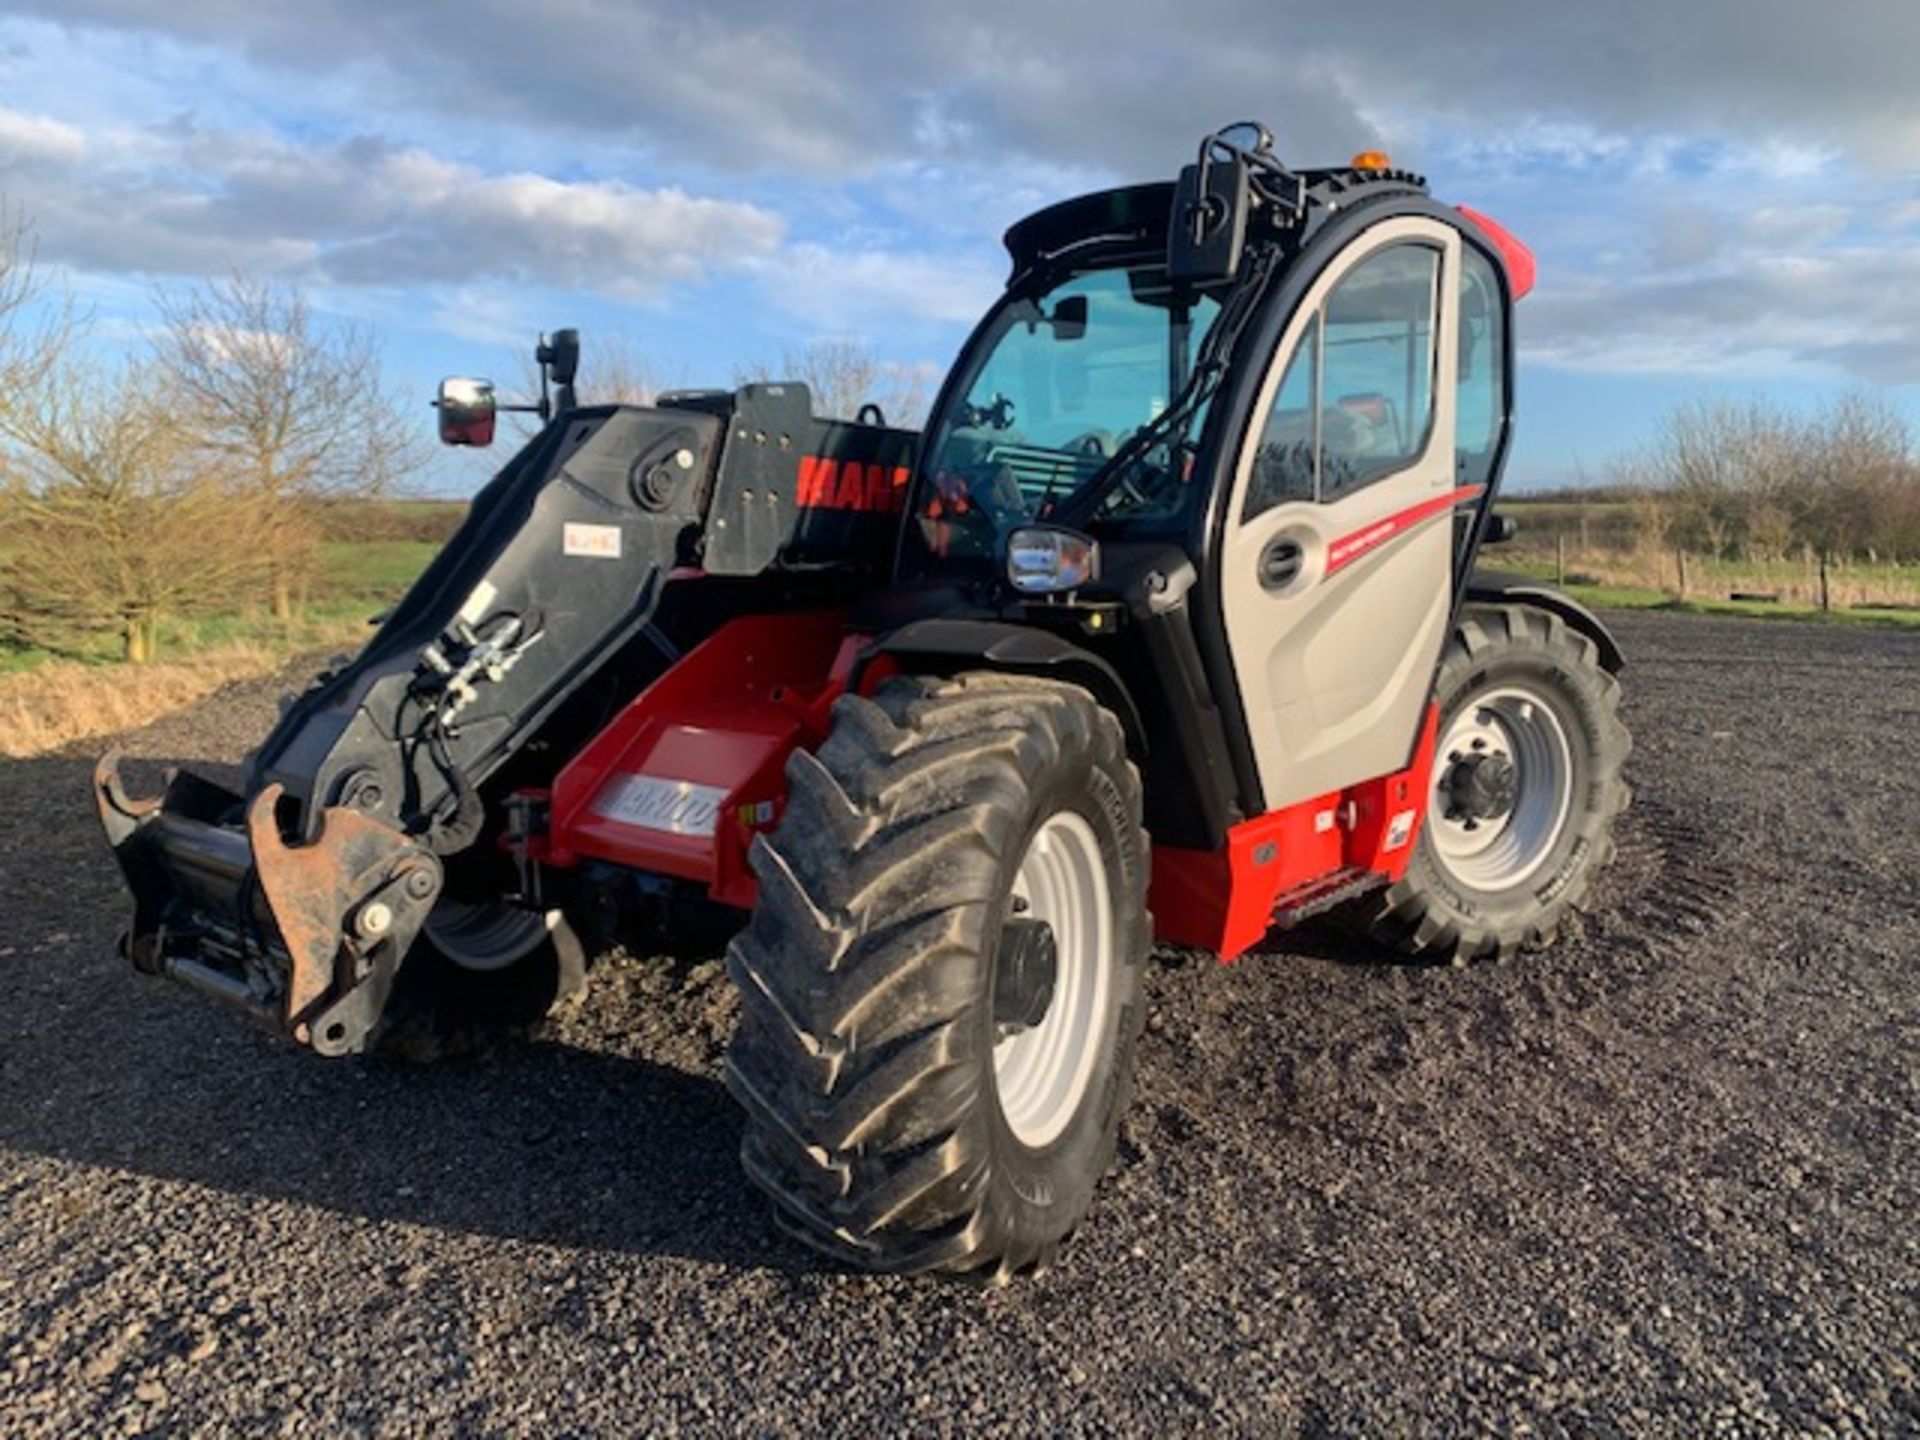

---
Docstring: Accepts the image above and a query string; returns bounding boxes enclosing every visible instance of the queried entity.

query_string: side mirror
[1167,152,1249,285]
[1483,511,1520,545]
[539,329,580,387]
[437,377,497,447]
[1048,294,1088,340]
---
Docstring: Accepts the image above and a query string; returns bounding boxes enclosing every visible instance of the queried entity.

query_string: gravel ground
[2,610,1917,1437]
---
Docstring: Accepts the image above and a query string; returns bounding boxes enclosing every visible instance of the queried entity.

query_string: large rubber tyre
[1361,603,1630,964]
[725,673,1150,1277]
[374,900,587,1058]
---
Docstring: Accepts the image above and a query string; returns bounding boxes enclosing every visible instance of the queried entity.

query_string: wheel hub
[1428,686,1576,892]
[993,917,1058,1034]
[1444,749,1518,825]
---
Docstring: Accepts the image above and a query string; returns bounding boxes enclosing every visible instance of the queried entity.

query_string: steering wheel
[963,393,1017,431]
[1110,472,1154,512]
[1064,429,1116,458]
[1103,435,1193,515]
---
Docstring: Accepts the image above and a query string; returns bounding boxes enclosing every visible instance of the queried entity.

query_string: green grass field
[7,511,1918,683]
[0,539,443,673]
[1501,566,1920,631]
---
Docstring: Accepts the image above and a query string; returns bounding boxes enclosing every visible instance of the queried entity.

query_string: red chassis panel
[531,605,1437,962]
[1150,704,1441,961]
[539,610,868,908]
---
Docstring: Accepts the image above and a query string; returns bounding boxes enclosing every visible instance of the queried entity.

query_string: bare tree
[736,337,932,427]
[0,205,78,434]
[0,354,273,662]
[151,274,423,617]
[0,205,88,651]
[578,333,663,407]
[1800,391,1912,560]
[1631,392,1920,570]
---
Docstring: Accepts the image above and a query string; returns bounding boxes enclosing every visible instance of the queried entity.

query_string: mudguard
[1466,569,1625,673]
[875,618,1148,754]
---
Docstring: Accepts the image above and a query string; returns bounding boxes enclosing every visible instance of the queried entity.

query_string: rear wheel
[374,897,587,1057]
[725,673,1149,1277]
[1362,603,1629,963]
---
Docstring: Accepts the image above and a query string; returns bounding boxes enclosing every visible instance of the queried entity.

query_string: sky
[2,1,1918,494]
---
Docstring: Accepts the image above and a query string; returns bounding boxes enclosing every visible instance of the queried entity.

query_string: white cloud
[0,104,85,166]
[4,111,785,296]
[0,99,1010,351]
[19,0,1920,176]
[422,287,544,349]
[1528,240,1920,384]
[6,3,1920,389]
[747,243,1004,329]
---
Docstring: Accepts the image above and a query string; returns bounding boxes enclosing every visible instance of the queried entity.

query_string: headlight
[1006,526,1100,595]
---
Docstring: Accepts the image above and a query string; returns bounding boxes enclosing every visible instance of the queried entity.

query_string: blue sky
[3,2,1918,494]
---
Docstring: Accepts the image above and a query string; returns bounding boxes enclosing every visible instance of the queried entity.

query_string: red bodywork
[538,610,870,908]
[528,596,1440,957]
[1150,704,1440,960]
[1457,206,1537,300]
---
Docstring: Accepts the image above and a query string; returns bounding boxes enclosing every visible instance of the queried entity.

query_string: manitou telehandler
[97,124,1629,1276]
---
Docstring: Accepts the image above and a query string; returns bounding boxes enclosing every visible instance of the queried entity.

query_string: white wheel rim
[424,901,557,972]
[992,811,1113,1149]
[1429,684,1575,892]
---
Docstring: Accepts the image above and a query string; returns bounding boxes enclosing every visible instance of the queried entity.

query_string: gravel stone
[1,613,1917,1435]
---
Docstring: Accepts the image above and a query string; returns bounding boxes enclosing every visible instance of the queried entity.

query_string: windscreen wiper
[1054,243,1279,528]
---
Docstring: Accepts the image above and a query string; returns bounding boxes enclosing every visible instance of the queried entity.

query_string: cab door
[1220,217,1463,809]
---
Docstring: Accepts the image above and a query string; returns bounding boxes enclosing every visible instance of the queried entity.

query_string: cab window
[1456,246,1506,491]
[1244,243,1441,521]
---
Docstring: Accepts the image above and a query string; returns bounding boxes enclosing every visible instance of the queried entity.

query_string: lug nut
[357,901,394,938]
[404,870,435,900]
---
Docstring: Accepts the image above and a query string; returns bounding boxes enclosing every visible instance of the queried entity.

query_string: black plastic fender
[874,619,1149,755]
[1466,570,1626,673]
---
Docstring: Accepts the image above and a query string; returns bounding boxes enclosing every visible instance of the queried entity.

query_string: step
[1271,866,1385,929]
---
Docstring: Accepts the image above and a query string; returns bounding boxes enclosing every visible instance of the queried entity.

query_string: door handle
[1258,536,1304,591]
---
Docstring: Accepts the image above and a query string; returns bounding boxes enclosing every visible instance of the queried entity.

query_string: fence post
[1556,532,1567,586]
[1819,551,1831,613]
[1676,549,1688,598]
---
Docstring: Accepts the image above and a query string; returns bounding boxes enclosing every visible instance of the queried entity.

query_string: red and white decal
[1324,485,1485,578]
[562,521,623,559]
[796,456,911,514]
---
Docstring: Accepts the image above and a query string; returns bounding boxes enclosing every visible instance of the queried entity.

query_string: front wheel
[725,673,1150,1277]
[374,897,587,1057]
[1362,603,1630,963]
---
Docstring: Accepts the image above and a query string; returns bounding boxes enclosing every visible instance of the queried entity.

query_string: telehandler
[97,124,1629,1276]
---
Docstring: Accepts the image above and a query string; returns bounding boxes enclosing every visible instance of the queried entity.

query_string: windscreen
[907,263,1223,572]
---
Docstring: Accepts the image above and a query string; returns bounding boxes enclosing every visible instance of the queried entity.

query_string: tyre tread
[725,672,1144,1274]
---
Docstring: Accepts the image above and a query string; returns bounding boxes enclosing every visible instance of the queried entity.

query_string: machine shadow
[0,750,836,1278]
[1,745,1401,1275]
